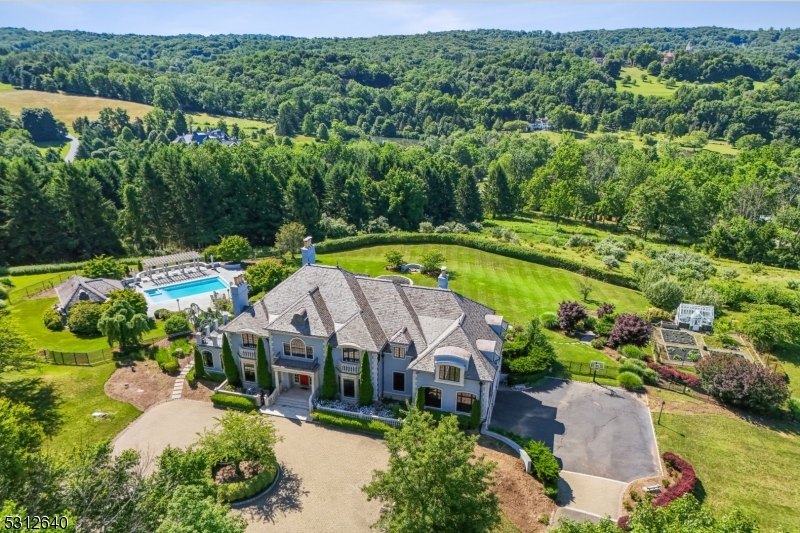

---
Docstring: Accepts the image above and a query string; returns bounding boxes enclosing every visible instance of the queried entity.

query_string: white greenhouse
[675,303,715,332]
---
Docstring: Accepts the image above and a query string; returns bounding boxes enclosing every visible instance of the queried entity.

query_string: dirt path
[476,436,556,533]
[105,359,176,411]
[64,134,80,162]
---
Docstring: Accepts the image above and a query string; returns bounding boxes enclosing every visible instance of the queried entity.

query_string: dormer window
[393,346,406,359]
[343,347,360,363]
[438,365,461,383]
[242,333,258,348]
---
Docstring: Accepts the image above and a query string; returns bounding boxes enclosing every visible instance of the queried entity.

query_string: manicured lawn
[654,413,800,531]
[320,244,646,372]
[4,363,141,451]
[773,342,800,397]
[0,82,13,92]
[616,67,688,97]
[8,296,166,352]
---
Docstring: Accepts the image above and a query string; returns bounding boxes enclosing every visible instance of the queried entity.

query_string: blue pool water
[144,277,229,303]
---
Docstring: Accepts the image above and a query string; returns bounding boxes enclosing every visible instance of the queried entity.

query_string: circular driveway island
[113,400,388,532]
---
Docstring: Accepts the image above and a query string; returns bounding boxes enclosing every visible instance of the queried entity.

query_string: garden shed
[675,303,714,332]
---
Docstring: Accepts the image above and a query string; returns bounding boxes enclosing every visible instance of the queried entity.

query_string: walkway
[112,399,388,532]
[172,362,193,400]
[64,134,79,162]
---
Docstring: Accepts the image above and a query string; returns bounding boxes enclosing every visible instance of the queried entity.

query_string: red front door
[299,374,310,387]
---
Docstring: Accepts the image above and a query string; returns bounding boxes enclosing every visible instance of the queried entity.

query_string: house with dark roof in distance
[198,238,507,424]
[54,275,123,314]
[172,129,241,147]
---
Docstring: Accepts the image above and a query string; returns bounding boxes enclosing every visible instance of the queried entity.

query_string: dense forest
[1,27,800,268]
[2,27,800,144]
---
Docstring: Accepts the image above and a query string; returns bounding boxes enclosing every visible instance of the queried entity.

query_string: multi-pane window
[438,365,461,383]
[202,351,214,368]
[305,346,314,358]
[456,392,476,414]
[242,362,256,383]
[285,338,310,358]
[342,378,356,398]
[241,333,258,347]
[342,348,360,363]
[424,387,442,409]
[393,346,406,359]
[392,372,405,392]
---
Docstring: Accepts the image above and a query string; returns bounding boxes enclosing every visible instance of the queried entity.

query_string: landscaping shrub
[590,338,606,350]
[186,366,196,382]
[608,313,651,347]
[66,301,102,335]
[596,303,615,319]
[206,371,227,383]
[619,345,643,359]
[384,249,404,269]
[654,453,697,507]
[244,258,294,293]
[595,237,627,260]
[594,313,616,337]
[163,314,191,335]
[643,277,684,311]
[358,351,374,406]
[83,254,127,280]
[697,354,790,413]
[602,255,620,270]
[311,411,392,435]
[42,308,63,331]
[618,371,644,390]
[217,461,277,502]
[153,308,173,320]
[210,393,257,412]
[582,315,597,331]
[419,249,446,274]
[221,334,240,386]
[557,301,588,332]
[564,234,593,248]
[620,363,658,385]
[788,397,800,420]
[490,428,560,495]
[648,362,701,387]
[539,312,559,329]
[155,349,179,373]
[645,307,673,323]
[216,235,252,262]
[193,346,205,380]
[321,344,337,400]
[508,347,555,374]
[470,399,481,429]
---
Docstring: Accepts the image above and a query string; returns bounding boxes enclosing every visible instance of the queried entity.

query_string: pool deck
[133,264,245,317]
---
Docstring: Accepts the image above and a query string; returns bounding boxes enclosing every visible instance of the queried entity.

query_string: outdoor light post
[177,298,181,312]
[658,400,666,425]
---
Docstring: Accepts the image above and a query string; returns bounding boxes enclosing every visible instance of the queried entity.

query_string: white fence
[314,405,403,428]
[263,387,280,407]
[214,379,263,406]
[481,429,532,473]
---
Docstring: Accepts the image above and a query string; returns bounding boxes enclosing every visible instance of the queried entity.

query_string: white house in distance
[198,238,507,424]
[675,303,714,332]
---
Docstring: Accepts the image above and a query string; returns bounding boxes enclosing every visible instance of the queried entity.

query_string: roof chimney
[438,266,449,289]
[301,236,316,266]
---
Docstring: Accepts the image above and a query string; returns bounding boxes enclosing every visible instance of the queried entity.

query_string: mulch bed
[104,359,175,411]
[661,330,697,346]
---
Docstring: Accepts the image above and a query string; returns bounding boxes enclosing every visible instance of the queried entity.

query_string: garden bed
[660,330,697,346]
[314,398,397,419]
[665,346,702,363]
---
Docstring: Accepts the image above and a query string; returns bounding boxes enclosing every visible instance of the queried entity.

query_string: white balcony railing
[239,348,256,360]
[339,362,360,374]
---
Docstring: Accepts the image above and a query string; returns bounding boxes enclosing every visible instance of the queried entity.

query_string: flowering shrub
[608,313,651,347]
[654,453,697,507]
[617,515,631,531]
[647,362,701,387]
[557,301,588,332]
[697,354,790,413]
[597,302,615,319]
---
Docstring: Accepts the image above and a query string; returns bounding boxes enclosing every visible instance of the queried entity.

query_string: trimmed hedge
[210,393,257,412]
[654,452,697,507]
[618,371,644,390]
[489,427,560,496]
[155,349,179,373]
[217,460,277,502]
[311,410,393,435]
[315,233,638,289]
[205,371,227,383]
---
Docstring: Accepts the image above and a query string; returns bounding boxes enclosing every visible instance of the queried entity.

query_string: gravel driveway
[113,400,388,532]
[491,379,660,483]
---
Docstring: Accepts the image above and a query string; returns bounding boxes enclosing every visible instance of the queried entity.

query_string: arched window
[424,387,442,409]
[284,338,313,359]
[456,392,476,414]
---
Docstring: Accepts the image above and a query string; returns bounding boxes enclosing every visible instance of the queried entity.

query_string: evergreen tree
[358,351,374,406]
[483,161,514,218]
[221,334,241,386]
[343,176,369,226]
[193,346,206,380]
[170,110,187,134]
[316,123,329,142]
[456,168,483,223]
[275,100,299,137]
[470,399,481,430]
[324,162,350,218]
[415,387,426,411]
[256,337,272,389]
[301,114,315,136]
[321,344,337,400]
[285,175,321,236]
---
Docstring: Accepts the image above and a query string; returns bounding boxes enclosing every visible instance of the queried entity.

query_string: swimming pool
[144,277,229,303]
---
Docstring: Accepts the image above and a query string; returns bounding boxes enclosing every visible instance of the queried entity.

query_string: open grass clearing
[8,296,165,352]
[654,412,800,531]
[319,244,645,372]
[3,362,142,451]
[616,66,688,97]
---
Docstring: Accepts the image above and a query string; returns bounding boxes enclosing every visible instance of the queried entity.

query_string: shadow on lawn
[0,377,63,435]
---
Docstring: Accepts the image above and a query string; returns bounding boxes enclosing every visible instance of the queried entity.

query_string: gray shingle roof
[55,275,122,311]
[226,265,504,382]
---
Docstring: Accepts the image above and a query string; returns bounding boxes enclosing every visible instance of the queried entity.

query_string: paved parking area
[491,379,660,483]
[113,400,388,532]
